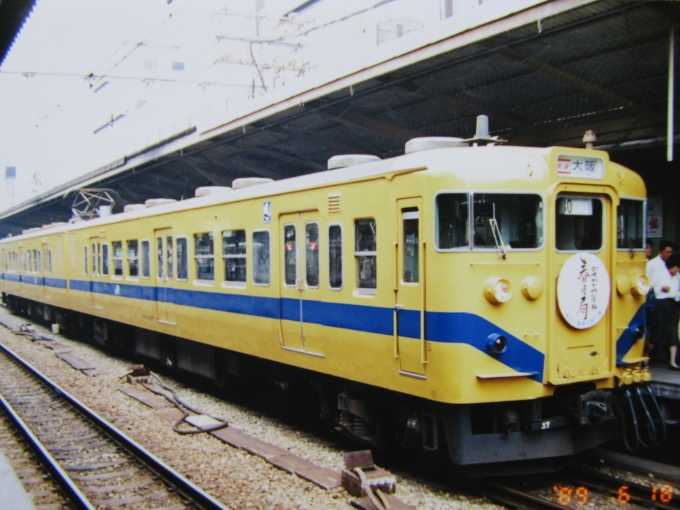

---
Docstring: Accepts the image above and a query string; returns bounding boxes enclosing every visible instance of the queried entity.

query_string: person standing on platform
[646,239,654,261]
[652,252,680,369]
[646,240,675,358]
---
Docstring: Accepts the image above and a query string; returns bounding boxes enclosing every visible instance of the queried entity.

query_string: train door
[279,211,324,355]
[89,237,103,309]
[395,198,426,377]
[155,228,176,325]
[548,188,615,384]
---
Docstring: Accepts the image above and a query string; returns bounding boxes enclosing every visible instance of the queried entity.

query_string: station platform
[649,364,680,402]
[0,450,35,510]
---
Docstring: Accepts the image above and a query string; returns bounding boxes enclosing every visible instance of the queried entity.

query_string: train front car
[419,144,649,476]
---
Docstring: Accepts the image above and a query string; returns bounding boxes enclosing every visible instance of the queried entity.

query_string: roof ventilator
[145,198,177,208]
[232,178,274,189]
[404,137,467,154]
[463,115,507,146]
[124,204,146,213]
[327,154,380,170]
[69,188,115,222]
[195,186,232,197]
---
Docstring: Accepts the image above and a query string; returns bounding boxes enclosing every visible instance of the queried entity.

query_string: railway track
[0,341,227,510]
[482,456,680,510]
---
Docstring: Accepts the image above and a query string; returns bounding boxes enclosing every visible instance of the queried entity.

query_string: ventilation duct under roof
[124,204,145,213]
[405,137,467,154]
[327,154,380,170]
[232,178,274,189]
[145,198,177,208]
[195,186,232,197]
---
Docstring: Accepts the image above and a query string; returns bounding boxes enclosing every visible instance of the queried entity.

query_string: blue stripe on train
[64,278,544,380]
[4,274,648,379]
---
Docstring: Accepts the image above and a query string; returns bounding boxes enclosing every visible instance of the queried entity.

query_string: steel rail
[0,341,228,510]
[0,390,96,510]
[483,481,572,510]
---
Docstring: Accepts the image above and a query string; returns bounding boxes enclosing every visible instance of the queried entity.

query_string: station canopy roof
[1,0,679,237]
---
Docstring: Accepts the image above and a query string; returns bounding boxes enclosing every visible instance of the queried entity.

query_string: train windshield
[436,193,543,250]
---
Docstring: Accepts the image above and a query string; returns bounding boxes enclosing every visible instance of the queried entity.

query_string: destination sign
[556,154,604,179]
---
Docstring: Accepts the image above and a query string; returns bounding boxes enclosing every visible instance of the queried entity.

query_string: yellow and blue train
[0,134,656,474]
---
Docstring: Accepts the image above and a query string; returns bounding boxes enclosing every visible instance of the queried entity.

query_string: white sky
[0,0,545,212]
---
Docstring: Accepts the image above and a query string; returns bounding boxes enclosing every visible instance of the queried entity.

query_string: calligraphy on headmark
[557,253,610,329]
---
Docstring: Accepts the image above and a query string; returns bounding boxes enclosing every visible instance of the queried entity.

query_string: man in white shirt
[647,239,674,290]
[646,240,675,360]
[652,252,680,369]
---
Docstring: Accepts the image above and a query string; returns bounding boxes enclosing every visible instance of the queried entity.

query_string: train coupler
[576,390,614,425]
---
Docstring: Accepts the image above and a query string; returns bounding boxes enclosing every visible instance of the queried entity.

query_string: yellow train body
[1,143,649,472]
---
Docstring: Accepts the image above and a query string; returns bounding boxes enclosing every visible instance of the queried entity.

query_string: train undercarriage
[0,293,643,477]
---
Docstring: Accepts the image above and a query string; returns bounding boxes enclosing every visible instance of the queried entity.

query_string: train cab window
[112,241,123,277]
[472,194,543,250]
[355,219,377,291]
[284,225,296,286]
[194,233,214,282]
[556,196,603,252]
[102,244,109,276]
[127,240,139,278]
[83,246,87,275]
[305,223,320,288]
[223,230,246,284]
[617,199,645,250]
[177,238,188,280]
[436,193,470,249]
[329,225,342,290]
[252,230,270,286]
[141,240,151,278]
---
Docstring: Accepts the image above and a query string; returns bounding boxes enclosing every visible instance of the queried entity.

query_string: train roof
[1,144,642,243]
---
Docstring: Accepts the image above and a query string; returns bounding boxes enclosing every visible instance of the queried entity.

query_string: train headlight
[487,334,508,355]
[616,275,632,296]
[629,274,650,297]
[483,277,511,304]
[520,276,543,300]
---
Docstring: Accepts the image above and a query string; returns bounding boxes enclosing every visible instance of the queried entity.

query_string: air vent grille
[328,193,341,213]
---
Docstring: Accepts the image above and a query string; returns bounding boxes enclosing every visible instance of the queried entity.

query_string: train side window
[127,240,139,278]
[617,199,645,250]
[157,237,164,278]
[141,240,151,278]
[92,244,97,274]
[436,193,470,249]
[112,241,123,277]
[329,224,342,290]
[102,244,109,276]
[83,246,87,275]
[177,238,188,280]
[194,232,214,282]
[355,219,377,291]
[252,230,270,286]
[223,230,246,284]
[97,243,102,275]
[167,236,174,279]
[284,224,296,286]
[556,196,603,252]
[305,222,320,288]
[35,249,41,273]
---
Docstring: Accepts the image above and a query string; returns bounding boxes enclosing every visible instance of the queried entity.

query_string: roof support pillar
[669,24,675,162]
